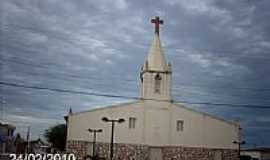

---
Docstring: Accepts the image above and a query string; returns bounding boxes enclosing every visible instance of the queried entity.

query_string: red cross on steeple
[151,16,163,35]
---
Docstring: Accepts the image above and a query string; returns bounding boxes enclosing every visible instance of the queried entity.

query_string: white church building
[66,17,239,160]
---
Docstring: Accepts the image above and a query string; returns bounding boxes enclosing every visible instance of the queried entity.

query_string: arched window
[154,74,162,93]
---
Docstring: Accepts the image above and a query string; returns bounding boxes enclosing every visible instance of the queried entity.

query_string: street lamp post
[88,128,103,159]
[233,127,245,158]
[102,117,125,160]
[233,140,246,158]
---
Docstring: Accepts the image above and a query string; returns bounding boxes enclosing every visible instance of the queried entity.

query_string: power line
[1,68,139,92]
[2,57,270,92]
[2,67,266,101]
[2,62,270,102]
[0,81,137,99]
[5,64,265,101]
[1,81,270,109]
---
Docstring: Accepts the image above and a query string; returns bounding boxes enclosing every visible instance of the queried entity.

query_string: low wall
[162,146,238,160]
[66,141,149,160]
[66,140,239,160]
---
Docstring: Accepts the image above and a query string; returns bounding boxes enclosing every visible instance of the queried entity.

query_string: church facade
[66,17,239,160]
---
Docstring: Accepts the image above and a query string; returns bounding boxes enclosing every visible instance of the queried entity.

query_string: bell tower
[140,17,172,101]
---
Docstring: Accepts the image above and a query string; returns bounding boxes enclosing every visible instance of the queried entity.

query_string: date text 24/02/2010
[9,154,76,160]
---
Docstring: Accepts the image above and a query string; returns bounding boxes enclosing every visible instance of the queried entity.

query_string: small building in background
[241,148,270,160]
[14,135,51,154]
[0,121,16,153]
[14,133,26,154]
[28,138,50,154]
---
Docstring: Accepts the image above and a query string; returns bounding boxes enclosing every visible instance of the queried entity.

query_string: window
[176,120,184,132]
[154,74,162,93]
[129,117,136,129]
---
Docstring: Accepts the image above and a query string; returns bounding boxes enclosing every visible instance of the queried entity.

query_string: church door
[149,148,162,160]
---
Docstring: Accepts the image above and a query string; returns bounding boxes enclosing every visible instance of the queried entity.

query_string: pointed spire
[146,34,167,71]
[145,17,168,71]
[64,107,72,122]
[69,107,73,115]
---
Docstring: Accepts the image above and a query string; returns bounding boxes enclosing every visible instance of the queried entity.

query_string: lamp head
[118,118,125,123]
[97,129,103,132]
[102,117,109,122]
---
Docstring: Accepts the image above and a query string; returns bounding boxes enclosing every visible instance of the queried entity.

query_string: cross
[151,16,163,35]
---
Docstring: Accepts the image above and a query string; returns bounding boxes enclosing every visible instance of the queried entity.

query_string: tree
[44,124,67,151]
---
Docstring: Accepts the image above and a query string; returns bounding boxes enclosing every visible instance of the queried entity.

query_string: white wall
[67,101,145,144]
[67,100,239,149]
[170,104,239,149]
[143,101,171,146]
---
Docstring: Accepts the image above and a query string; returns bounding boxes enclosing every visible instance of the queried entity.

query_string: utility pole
[102,117,125,160]
[26,126,30,153]
[87,128,102,160]
[233,126,245,158]
[1,98,6,121]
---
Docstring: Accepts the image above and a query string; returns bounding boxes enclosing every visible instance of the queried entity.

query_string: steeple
[146,33,168,71]
[64,107,73,122]
[140,17,172,101]
[143,16,169,72]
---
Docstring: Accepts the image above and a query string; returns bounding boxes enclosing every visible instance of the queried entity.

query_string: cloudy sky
[1,0,270,147]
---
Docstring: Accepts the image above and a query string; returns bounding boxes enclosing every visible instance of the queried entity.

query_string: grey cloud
[1,0,270,147]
